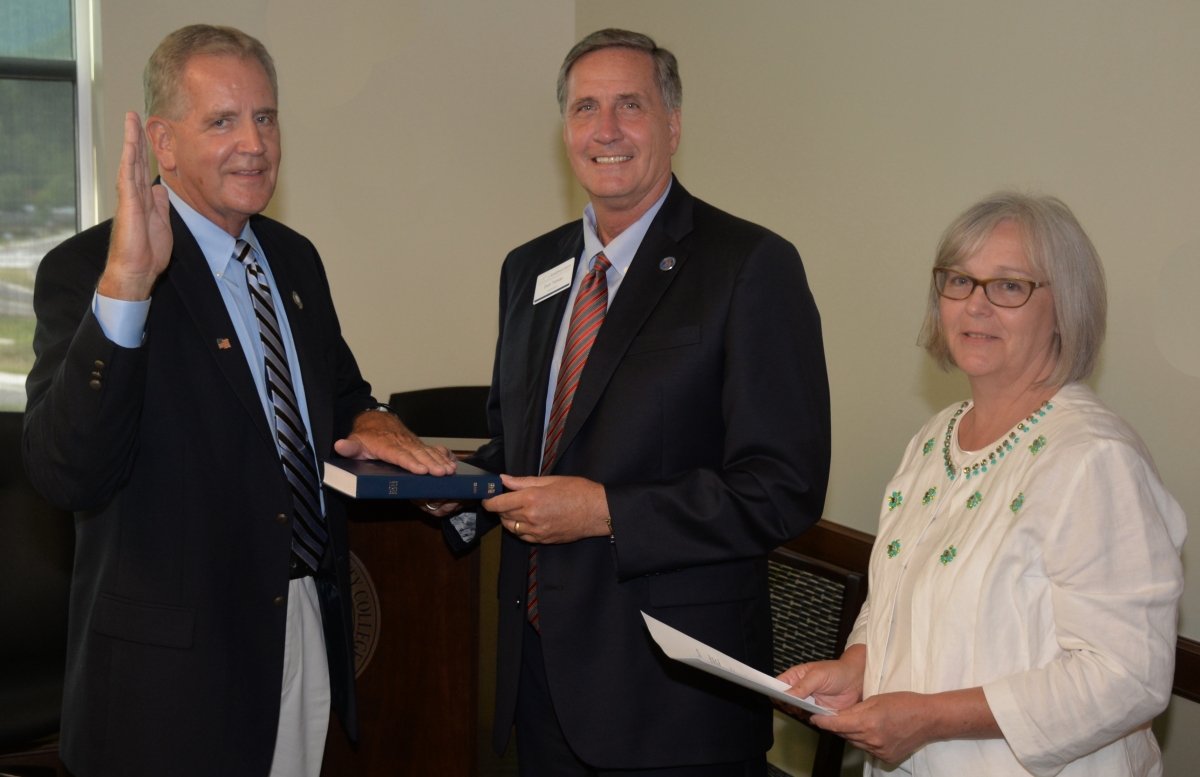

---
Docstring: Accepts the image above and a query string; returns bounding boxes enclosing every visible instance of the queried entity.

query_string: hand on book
[334,409,457,475]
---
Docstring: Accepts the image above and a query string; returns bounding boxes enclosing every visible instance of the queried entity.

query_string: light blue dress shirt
[539,181,672,470]
[93,185,325,514]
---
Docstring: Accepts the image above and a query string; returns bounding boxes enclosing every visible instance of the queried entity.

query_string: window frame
[0,0,99,231]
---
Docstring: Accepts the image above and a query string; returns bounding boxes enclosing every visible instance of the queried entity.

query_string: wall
[575,2,1198,774]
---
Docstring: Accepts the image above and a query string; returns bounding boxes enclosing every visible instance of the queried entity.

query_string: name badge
[533,258,575,305]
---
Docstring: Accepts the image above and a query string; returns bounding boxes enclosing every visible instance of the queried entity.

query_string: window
[0,0,96,410]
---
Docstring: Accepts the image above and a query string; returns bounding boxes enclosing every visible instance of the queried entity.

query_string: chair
[388,386,491,441]
[0,412,74,776]
[767,542,866,777]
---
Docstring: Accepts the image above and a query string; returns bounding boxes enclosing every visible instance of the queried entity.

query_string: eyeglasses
[932,268,1048,308]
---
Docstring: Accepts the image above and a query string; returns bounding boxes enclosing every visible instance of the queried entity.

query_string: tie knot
[234,239,254,266]
[591,253,611,275]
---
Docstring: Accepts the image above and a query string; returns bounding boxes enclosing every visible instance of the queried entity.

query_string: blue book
[322,457,502,500]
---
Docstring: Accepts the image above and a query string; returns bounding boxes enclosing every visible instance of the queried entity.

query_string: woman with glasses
[779,193,1185,776]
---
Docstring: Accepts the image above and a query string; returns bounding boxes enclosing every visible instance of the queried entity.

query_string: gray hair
[918,192,1107,387]
[144,25,278,120]
[556,28,681,115]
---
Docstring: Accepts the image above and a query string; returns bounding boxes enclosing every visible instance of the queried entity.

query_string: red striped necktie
[527,252,612,632]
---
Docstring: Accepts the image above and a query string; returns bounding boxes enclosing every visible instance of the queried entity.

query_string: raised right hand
[97,111,172,301]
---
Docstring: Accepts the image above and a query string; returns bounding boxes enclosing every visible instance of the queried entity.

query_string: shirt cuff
[448,511,477,544]
[93,291,150,348]
[982,678,1066,777]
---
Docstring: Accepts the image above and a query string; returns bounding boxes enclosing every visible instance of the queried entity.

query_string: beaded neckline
[942,400,1053,481]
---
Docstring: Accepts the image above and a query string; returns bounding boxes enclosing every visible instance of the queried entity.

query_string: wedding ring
[424,502,437,511]
[514,521,521,535]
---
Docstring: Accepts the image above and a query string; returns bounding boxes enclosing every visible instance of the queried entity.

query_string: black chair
[767,545,866,777]
[0,412,74,776]
[388,386,491,440]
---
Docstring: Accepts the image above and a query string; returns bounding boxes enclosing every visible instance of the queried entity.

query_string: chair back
[768,547,864,674]
[0,412,74,751]
[767,537,869,777]
[388,386,490,439]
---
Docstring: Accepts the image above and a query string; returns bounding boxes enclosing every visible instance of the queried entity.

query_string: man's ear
[145,116,176,173]
[667,108,682,155]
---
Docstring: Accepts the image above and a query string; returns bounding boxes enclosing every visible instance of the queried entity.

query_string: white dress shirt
[850,383,1186,777]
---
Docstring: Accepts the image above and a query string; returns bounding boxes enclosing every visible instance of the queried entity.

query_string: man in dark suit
[433,29,831,776]
[23,25,453,777]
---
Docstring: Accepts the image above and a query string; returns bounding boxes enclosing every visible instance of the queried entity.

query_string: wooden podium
[320,500,480,776]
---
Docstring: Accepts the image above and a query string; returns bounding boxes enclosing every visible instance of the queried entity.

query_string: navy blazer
[449,179,832,768]
[23,208,375,777]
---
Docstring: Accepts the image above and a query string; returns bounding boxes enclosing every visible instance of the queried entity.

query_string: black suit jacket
[447,179,831,769]
[23,208,376,777]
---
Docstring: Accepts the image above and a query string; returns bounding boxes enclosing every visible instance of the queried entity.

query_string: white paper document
[641,612,835,716]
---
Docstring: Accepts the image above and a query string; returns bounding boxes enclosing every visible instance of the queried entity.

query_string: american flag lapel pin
[217,338,232,350]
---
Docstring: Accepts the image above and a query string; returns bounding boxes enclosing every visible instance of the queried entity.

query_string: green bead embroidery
[886,540,901,558]
[939,545,958,565]
[887,491,903,511]
[1028,435,1047,455]
[949,400,1052,482]
[966,491,983,509]
[922,487,937,505]
[1010,492,1025,513]
[923,438,935,456]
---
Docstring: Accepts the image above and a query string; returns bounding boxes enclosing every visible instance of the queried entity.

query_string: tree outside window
[0,0,86,410]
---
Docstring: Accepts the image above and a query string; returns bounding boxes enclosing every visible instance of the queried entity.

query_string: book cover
[322,457,503,500]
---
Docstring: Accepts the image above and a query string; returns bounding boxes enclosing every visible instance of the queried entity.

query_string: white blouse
[849,383,1186,777]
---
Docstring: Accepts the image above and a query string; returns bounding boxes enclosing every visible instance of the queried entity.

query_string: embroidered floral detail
[887,491,903,511]
[923,438,935,456]
[966,491,983,509]
[886,540,901,558]
[922,487,937,505]
[1028,435,1047,455]
[939,545,958,565]
[1010,492,1025,513]
[948,399,1054,481]
[943,402,969,480]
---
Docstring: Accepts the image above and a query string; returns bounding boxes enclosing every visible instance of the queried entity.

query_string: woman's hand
[809,691,934,764]
[777,643,866,712]
[809,687,1000,765]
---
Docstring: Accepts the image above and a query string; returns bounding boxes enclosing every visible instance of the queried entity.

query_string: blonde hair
[918,192,1107,387]
[144,25,277,119]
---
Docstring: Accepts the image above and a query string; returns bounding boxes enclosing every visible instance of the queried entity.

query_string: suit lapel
[253,222,334,458]
[550,182,696,471]
[163,208,277,452]
[523,229,583,474]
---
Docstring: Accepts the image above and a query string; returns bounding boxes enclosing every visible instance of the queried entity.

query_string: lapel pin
[216,338,232,350]
[658,256,676,271]
[292,291,303,309]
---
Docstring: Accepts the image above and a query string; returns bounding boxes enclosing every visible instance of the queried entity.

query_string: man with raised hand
[433,28,831,777]
[24,24,452,777]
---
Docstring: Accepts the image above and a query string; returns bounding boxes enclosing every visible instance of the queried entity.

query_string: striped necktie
[527,252,612,631]
[236,239,327,575]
